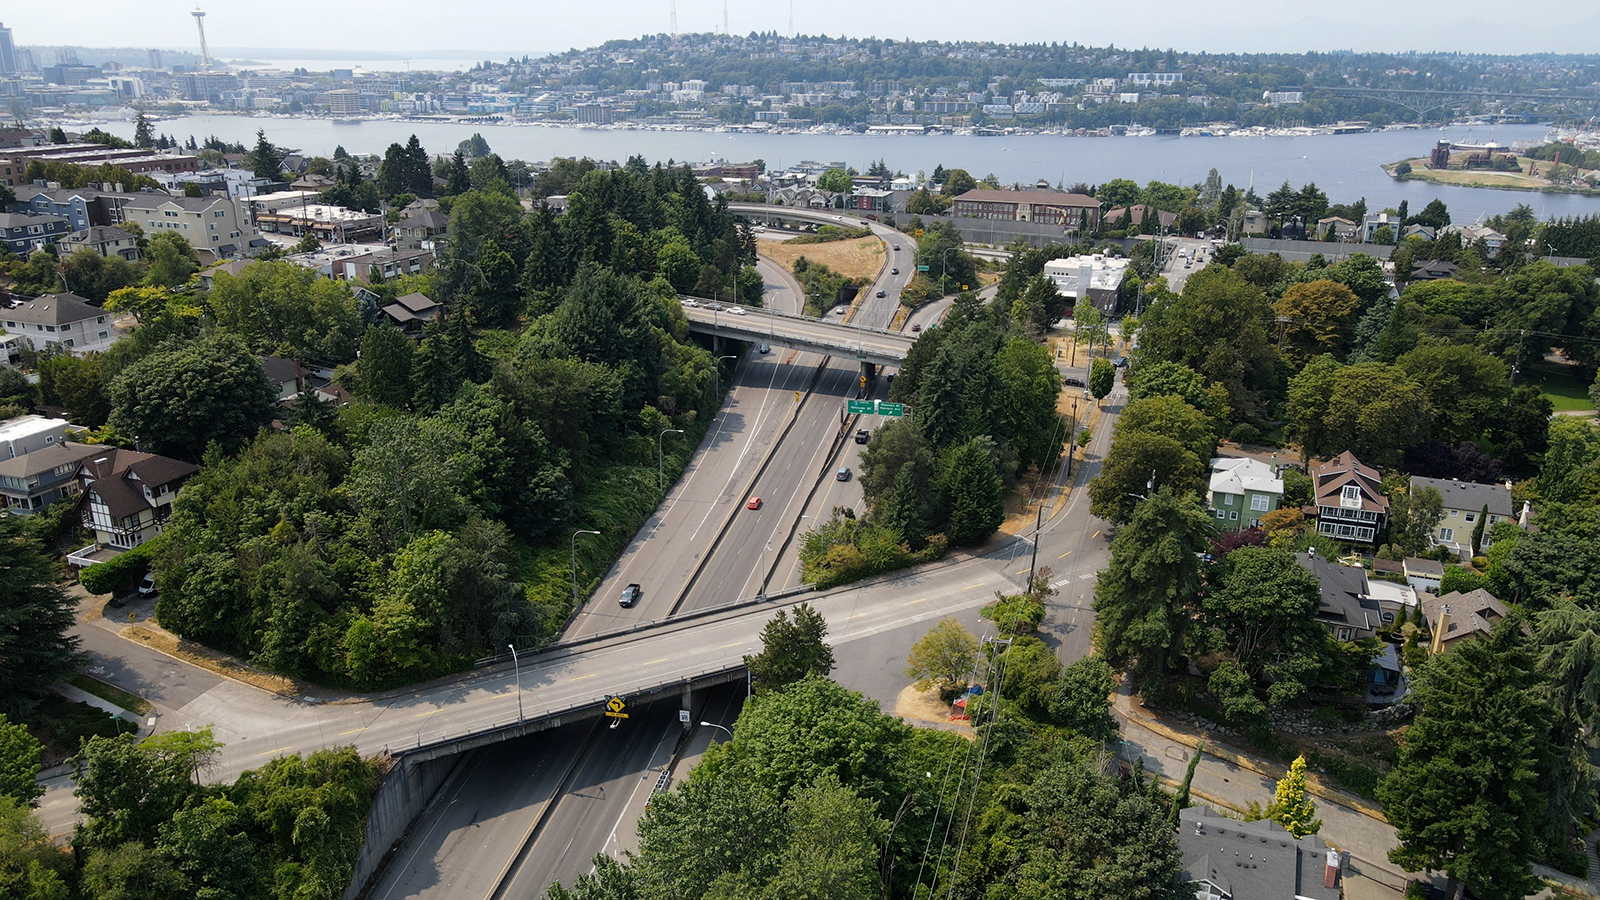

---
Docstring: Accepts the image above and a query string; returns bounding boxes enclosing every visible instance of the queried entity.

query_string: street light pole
[508,644,523,722]
[699,721,734,741]
[571,529,600,605]
[715,355,737,398]
[939,247,958,297]
[658,428,685,491]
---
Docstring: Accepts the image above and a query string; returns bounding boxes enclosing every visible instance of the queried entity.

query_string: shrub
[80,539,161,596]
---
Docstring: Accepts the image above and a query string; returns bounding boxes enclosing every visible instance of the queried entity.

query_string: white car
[681,298,699,307]
[728,306,746,316]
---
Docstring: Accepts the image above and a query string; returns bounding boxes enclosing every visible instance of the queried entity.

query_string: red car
[911,324,922,332]
[746,497,763,510]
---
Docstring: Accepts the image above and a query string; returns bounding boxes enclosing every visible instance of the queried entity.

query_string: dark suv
[854,429,870,444]
[620,583,641,608]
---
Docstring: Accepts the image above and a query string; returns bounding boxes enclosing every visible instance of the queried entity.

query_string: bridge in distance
[681,301,916,368]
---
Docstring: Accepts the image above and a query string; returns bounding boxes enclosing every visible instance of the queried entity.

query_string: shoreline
[1382,159,1600,198]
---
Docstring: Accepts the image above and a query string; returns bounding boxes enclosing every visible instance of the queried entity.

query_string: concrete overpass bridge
[727,202,874,229]
[681,301,915,368]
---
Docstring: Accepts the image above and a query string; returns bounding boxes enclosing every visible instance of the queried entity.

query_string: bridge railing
[679,296,909,339]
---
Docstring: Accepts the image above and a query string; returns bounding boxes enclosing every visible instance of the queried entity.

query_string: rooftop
[953,187,1100,208]
[1408,475,1513,518]
[1208,456,1283,497]
[1178,807,1340,900]
[2,293,107,327]
[0,415,72,446]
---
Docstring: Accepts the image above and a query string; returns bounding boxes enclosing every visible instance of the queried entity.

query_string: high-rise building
[148,48,164,70]
[0,23,17,75]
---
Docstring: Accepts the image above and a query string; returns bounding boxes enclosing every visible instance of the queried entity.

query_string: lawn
[1527,360,1594,413]
[759,236,886,282]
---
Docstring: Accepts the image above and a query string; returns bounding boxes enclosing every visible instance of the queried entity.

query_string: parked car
[746,497,763,510]
[620,583,642,608]
[1065,376,1087,388]
[836,467,852,482]
[854,429,870,444]
[137,573,158,598]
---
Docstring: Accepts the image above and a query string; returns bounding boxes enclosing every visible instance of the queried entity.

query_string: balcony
[67,543,122,568]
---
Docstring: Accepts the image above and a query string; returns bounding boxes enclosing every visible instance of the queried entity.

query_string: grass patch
[1527,359,1594,413]
[760,235,885,282]
[24,694,136,765]
[66,673,154,716]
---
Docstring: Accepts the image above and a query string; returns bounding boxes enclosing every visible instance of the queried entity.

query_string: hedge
[80,537,161,596]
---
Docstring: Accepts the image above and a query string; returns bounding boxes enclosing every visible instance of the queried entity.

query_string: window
[98,332,109,340]
[1251,495,1270,511]
[1439,527,1455,542]
[1489,515,1499,524]
[1464,512,1476,522]
[1224,494,1235,505]
[1215,509,1226,519]
[1229,511,1238,520]
[214,210,225,217]
[1449,509,1459,517]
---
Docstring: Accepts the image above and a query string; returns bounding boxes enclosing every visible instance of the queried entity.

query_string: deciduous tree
[905,618,981,697]
[108,333,277,459]
[1093,488,1211,679]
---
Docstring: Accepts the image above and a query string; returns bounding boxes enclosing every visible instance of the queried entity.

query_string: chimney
[1324,848,1341,889]
[1431,604,1450,655]
[1194,820,1205,836]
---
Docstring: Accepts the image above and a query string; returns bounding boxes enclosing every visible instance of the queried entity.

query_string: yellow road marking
[338,727,364,736]
[905,598,928,605]
[1059,550,1073,559]
[846,613,866,620]
[643,658,670,665]
[1090,530,1100,539]
[1014,569,1028,575]
[568,674,596,682]
[258,746,291,756]
[414,710,435,718]
[964,583,982,590]
[718,642,744,649]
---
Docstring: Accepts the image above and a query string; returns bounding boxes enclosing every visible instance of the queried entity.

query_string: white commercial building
[1043,254,1129,315]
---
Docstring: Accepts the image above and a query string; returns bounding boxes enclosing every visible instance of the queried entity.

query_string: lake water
[113,116,1600,221]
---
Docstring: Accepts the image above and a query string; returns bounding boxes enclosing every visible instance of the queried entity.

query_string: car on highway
[875,289,886,298]
[137,573,158,598]
[854,429,870,444]
[620,583,641,608]
[759,343,770,354]
[727,306,746,315]
[1113,356,1129,368]
[1065,376,1087,388]
[893,245,900,251]
[681,298,698,307]
[836,467,852,482]
[706,301,723,311]
[891,268,899,275]
[910,323,922,332]
[832,306,846,315]
[746,497,763,510]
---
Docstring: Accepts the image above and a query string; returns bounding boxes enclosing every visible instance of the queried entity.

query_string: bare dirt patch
[759,236,886,281]
[123,625,302,698]
[894,684,975,738]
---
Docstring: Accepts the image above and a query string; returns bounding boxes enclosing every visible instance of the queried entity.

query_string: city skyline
[3,0,1599,59]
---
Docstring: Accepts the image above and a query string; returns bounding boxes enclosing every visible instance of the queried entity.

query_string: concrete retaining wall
[345,753,459,900]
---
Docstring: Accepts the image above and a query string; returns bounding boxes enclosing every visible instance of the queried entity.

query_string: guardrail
[398,664,749,761]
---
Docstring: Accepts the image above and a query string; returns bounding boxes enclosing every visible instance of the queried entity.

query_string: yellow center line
[1059,550,1073,559]
[963,583,982,590]
[643,658,670,665]
[258,746,291,757]
[846,613,866,620]
[1014,569,1028,575]
[905,598,929,605]
[337,727,365,736]
[413,710,435,718]
[718,642,744,649]
[568,674,596,682]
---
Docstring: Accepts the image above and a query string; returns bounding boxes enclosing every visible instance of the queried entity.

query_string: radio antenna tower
[788,0,794,37]
[723,0,729,33]
[670,0,677,35]
[191,8,211,71]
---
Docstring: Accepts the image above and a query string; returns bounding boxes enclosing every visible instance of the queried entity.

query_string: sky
[6,0,1599,57]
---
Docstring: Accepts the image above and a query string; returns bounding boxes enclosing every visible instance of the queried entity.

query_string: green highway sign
[916,265,930,272]
[847,400,876,414]
[876,402,906,417]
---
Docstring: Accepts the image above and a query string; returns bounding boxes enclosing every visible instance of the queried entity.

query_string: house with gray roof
[68,448,198,565]
[121,193,254,261]
[1408,475,1514,559]
[1207,456,1283,532]
[1423,588,1510,653]
[0,441,99,514]
[381,292,441,336]
[58,225,140,261]
[1294,548,1388,642]
[0,212,69,254]
[2,292,117,356]
[1178,806,1342,900]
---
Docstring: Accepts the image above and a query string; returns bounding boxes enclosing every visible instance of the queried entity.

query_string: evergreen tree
[133,113,153,149]
[875,465,928,550]
[1092,488,1211,680]
[744,603,835,694]
[0,519,84,718]
[940,438,1004,546]
[1268,755,1322,838]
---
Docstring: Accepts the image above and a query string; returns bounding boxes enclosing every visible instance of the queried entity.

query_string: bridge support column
[858,360,876,397]
[680,684,694,731]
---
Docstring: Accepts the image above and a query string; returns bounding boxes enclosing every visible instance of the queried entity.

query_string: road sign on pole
[916,264,930,272]
[605,696,629,719]
[876,402,906,417]
[847,399,875,414]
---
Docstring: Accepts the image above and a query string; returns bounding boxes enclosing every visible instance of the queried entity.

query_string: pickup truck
[620,583,641,608]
